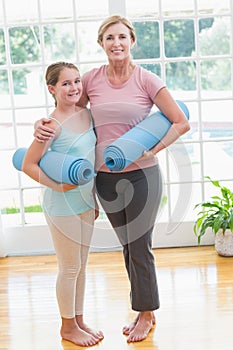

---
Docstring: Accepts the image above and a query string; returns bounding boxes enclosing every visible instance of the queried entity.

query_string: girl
[22,62,103,347]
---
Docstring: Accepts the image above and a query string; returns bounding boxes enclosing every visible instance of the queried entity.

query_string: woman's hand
[34,118,55,142]
[138,149,155,160]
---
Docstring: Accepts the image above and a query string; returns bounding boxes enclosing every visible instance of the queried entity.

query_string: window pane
[189,143,202,182]
[126,0,159,18]
[164,20,195,58]
[140,63,161,77]
[162,0,195,17]
[12,67,45,107]
[23,188,45,225]
[15,108,48,148]
[43,24,76,63]
[0,150,19,188]
[132,22,160,59]
[184,183,202,221]
[203,141,233,180]
[40,0,73,21]
[201,100,233,131]
[0,29,6,64]
[75,0,109,18]
[0,70,11,108]
[0,190,22,227]
[167,143,193,184]
[0,0,3,24]
[9,26,41,64]
[77,21,104,62]
[0,112,15,149]
[169,183,196,222]
[197,0,231,15]
[199,17,231,56]
[165,61,197,91]
[200,59,232,94]
[4,0,39,23]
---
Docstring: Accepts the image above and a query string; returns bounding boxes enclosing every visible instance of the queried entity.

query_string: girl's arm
[22,139,77,192]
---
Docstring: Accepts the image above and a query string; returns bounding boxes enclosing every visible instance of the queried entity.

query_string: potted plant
[193,176,233,256]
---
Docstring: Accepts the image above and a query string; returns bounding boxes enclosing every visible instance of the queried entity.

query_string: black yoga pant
[96,165,162,311]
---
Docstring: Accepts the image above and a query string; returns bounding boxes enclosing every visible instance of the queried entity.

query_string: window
[0,0,232,252]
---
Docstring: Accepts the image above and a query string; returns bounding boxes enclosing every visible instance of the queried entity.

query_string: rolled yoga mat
[12,148,95,185]
[104,100,190,172]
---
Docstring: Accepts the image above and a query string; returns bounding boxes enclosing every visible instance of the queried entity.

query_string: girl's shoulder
[47,117,62,130]
[46,117,62,140]
[75,106,92,116]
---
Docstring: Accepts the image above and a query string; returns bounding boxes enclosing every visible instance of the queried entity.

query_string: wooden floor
[0,246,233,350]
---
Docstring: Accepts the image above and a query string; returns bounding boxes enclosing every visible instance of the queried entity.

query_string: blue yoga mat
[12,148,95,186]
[104,100,189,172]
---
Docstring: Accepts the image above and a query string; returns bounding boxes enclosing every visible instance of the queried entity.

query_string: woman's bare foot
[123,311,155,335]
[76,314,104,340]
[122,314,139,335]
[61,317,99,347]
[126,311,156,343]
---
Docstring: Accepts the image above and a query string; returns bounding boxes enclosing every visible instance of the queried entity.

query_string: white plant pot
[215,229,233,257]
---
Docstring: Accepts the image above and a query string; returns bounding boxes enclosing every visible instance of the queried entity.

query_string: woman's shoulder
[136,65,165,89]
[136,65,158,78]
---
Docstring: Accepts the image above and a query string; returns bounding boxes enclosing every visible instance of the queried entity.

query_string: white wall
[0,215,7,257]
[4,221,215,256]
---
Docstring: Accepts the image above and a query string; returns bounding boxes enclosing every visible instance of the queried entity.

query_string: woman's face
[100,22,134,62]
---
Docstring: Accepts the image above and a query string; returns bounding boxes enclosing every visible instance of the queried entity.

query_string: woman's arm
[33,95,89,142]
[142,87,190,158]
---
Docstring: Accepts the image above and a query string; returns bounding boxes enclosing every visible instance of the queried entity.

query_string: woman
[34,16,190,343]
[23,62,103,346]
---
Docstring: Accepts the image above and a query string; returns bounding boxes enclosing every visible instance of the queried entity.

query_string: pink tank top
[82,65,165,172]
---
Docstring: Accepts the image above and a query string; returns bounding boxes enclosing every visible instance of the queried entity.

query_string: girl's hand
[34,118,56,142]
[95,207,99,220]
[56,183,78,192]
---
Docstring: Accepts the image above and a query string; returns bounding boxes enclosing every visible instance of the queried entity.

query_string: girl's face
[48,67,82,106]
[100,22,134,62]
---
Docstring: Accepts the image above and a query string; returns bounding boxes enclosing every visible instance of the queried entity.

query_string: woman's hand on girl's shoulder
[34,118,56,142]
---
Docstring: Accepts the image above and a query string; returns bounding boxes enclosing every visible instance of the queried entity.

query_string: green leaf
[193,176,233,243]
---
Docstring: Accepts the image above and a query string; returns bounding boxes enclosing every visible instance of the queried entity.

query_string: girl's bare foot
[126,311,156,343]
[76,314,104,340]
[61,317,99,347]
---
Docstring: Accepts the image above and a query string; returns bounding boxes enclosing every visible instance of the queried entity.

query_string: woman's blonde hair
[45,62,80,106]
[97,15,137,45]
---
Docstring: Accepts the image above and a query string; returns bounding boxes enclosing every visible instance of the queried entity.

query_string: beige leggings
[45,209,95,318]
